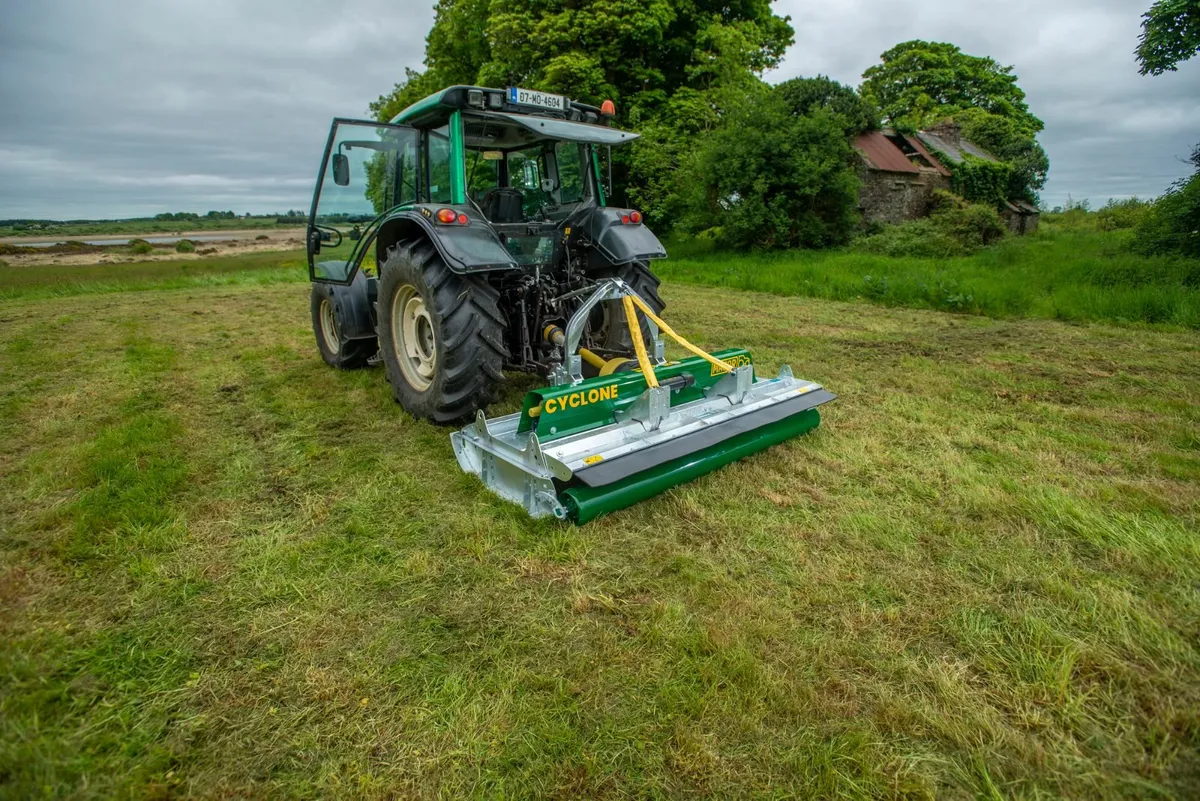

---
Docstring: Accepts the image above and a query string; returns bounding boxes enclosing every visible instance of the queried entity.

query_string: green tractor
[307,85,834,523]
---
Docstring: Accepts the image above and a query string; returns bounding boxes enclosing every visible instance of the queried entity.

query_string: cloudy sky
[0,0,1196,219]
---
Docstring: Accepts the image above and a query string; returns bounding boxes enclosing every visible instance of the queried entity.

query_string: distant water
[14,234,244,248]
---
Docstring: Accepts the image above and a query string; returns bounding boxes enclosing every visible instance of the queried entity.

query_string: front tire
[310,284,374,369]
[376,240,506,422]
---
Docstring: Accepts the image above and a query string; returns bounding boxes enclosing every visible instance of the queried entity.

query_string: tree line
[371,0,1197,254]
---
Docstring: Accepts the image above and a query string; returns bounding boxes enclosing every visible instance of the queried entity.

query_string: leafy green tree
[372,0,793,123]
[1135,174,1200,257]
[626,88,720,227]
[861,41,1046,203]
[1136,0,1200,75]
[774,76,877,135]
[861,41,1043,134]
[953,107,1049,201]
[681,91,860,250]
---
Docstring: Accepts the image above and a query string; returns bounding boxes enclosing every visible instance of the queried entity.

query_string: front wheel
[310,284,375,369]
[376,240,507,423]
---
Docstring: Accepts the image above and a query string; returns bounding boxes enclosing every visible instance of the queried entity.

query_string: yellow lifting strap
[622,295,659,388]
[627,293,734,376]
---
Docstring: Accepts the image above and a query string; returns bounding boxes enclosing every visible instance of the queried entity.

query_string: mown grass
[660,227,1200,328]
[1,256,1197,798]
[0,250,306,301]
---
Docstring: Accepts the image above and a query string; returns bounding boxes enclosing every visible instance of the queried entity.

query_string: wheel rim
[391,284,436,391]
[319,298,340,354]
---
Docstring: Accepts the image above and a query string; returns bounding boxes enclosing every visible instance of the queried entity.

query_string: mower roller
[303,84,834,522]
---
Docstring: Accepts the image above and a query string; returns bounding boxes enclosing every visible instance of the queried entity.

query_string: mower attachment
[451,280,835,523]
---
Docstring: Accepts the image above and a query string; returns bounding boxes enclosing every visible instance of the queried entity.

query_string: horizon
[1,0,1196,220]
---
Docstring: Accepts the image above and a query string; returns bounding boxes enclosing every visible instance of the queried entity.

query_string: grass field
[1,252,1198,798]
[660,227,1200,329]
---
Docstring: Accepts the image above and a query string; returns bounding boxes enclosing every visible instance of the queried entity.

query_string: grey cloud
[1,0,1196,218]
[0,0,434,218]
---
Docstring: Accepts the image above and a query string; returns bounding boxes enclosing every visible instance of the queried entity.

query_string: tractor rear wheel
[593,261,666,354]
[376,240,506,422]
[310,284,375,369]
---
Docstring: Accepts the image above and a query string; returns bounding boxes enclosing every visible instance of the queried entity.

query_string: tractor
[306,85,834,522]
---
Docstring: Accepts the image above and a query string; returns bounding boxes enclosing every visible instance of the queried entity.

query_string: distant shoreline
[0,228,307,244]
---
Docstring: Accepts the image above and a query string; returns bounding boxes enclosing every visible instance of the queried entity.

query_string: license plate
[508,87,565,111]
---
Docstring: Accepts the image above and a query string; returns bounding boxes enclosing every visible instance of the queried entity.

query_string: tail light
[621,210,643,225]
[435,208,468,225]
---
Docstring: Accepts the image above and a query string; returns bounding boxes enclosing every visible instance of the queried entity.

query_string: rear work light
[435,208,467,225]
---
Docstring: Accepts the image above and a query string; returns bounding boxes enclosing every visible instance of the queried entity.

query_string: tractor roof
[390,85,636,146]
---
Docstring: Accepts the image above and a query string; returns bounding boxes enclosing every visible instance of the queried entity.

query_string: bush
[1096,197,1153,231]
[854,193,1007,257]
[681,93,861,251]
[255,234,269,241]
[1134,173,1200,258]
[175,239,196,253]
[128,238,154,255]
[929,192,1009,249]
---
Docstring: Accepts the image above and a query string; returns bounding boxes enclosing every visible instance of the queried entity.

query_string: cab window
[427,126,453,203]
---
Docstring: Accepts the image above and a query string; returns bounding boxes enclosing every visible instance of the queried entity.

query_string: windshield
[466,139,589,221]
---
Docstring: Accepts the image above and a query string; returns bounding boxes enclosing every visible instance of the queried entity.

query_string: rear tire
[311,284,375,369]
[376,240,507,423]
[593,261,666,354]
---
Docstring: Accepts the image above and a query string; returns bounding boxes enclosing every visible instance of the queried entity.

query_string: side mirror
[332,153,350,186]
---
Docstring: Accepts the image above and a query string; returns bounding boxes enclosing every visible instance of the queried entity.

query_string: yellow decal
[542,384,619,415]
[583,454,604,465]
[712,354,752,376]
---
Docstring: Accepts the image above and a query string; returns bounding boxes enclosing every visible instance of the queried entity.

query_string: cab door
[308,118,419,284]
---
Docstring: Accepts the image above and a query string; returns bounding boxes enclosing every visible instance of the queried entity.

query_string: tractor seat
[482,188,524,224]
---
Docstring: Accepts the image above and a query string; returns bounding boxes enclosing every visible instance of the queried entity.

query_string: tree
[681,92,860,251]
[774,76,877,135]
[372,0,793,123]
[861,41,1042,134]
[1136,0,1200,75]
[953,107,1050,201]
[861,41,1046,203]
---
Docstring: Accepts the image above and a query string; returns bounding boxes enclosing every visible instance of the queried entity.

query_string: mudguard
[375,208,518,274]
[585,208,667,268]
[326,268,377,340]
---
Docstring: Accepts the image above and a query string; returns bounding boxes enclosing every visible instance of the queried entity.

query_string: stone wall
[858,167,951,225]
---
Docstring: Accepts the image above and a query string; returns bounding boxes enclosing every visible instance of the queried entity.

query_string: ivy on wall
[932,154,1014,208]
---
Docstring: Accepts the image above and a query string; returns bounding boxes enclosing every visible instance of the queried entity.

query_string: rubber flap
[571,389,836,488]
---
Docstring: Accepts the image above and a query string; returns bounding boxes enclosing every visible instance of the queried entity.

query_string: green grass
[1,254,1198,797]
[0,250,307,301]
[660,227,1200,328]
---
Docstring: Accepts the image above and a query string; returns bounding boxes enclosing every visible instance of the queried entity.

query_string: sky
[0,0,1196,219]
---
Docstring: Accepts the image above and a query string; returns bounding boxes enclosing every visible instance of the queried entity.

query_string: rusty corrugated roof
[854,131,919,174]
